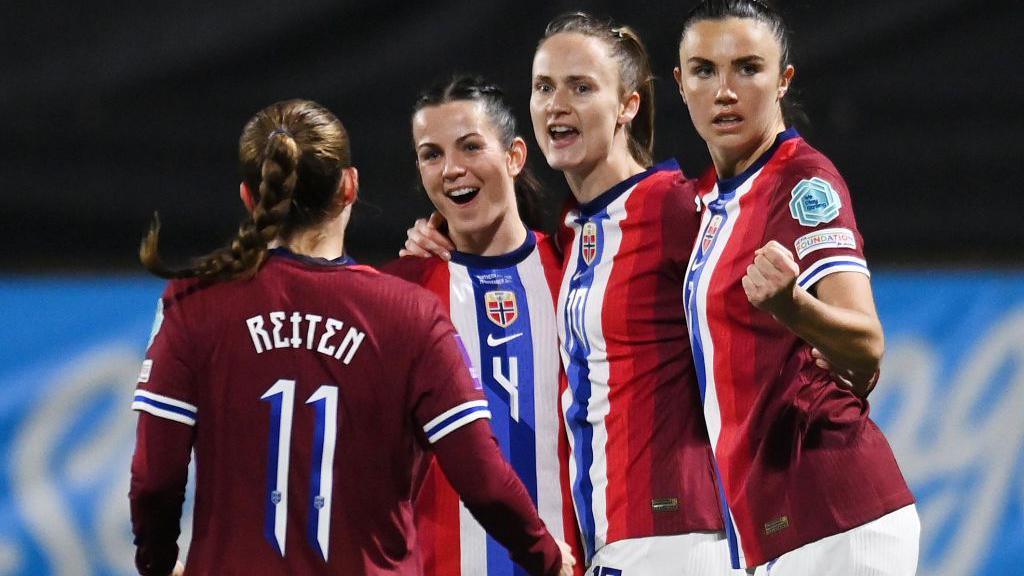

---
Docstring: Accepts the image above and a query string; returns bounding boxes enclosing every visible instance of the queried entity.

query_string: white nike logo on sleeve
[487,333,524,347]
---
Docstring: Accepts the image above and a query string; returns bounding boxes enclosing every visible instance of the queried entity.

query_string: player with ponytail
[675,1,917,573]
[130,99,572,575]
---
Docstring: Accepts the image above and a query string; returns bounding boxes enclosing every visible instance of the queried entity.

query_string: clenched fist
[742,240,800,317]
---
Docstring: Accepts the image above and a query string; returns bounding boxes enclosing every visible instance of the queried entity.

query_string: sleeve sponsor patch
[789,177,841,227]
[793,227,857,259]
[138,359,153,383]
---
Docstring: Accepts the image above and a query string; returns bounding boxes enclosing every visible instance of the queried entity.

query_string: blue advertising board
[0,272,1022,575]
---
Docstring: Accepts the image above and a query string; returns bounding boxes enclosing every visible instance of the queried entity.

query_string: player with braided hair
[130,99,572,575]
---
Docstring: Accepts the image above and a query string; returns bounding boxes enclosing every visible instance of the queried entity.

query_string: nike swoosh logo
[487,333,524,347]
[691,260,705,271]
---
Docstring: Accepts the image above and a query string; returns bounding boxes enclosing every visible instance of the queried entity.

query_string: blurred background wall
[1,1,1021,574]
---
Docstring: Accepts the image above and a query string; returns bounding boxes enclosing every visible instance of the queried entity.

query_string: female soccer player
[128,99,572,575]
[405,13,737,575]
[674,1,918,573]
[383,76,582,576]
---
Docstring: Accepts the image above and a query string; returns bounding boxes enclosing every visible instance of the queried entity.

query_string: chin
[544,152,581,172]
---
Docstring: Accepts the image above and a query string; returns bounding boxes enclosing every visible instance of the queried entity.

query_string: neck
[565,147,646,204]
[712,118,788,180]
[450,213,529,257]
[274,210,348,261]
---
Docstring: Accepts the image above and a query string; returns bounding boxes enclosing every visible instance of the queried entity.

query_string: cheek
[419,165,443,193]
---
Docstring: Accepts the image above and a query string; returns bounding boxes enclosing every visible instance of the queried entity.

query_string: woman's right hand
[556,538,576,576]
[398,212,454,260]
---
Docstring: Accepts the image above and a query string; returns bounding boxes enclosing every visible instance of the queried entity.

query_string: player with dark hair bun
[129,99,571,575]
[385,75,581,576]
[674,1,918,573]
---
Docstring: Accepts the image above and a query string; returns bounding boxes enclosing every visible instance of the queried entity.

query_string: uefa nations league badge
[789,177,841,227]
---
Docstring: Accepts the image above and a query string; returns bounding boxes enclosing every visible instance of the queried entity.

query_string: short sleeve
[409,300,490,445]
[131,285,199,426]
[768,167,868,291]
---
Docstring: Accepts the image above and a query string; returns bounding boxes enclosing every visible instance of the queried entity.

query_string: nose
[442,154,465,181]
[714,75,738,105]
[548,86,570,114]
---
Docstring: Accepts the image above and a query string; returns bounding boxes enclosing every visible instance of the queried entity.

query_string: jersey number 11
[261,379,338,561]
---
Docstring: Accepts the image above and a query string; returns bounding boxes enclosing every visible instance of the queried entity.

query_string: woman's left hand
[742,240,800,317]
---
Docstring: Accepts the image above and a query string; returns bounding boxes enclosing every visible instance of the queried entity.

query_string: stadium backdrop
[1,272,1022,576]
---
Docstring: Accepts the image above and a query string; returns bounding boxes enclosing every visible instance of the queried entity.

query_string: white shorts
[586,532,743,575]
[748,504,920,576]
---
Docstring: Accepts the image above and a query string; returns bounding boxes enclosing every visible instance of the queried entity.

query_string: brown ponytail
[140,99,350,283]
[542,13,656,167]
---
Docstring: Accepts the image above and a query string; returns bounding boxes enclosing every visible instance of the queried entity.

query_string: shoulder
[616,162,699,217]
[642,162,697,197]
[774,138,847,191]
[159,277,217,313]
[533,231,564,268]
[377,255,444,285]
[349,263,442,306]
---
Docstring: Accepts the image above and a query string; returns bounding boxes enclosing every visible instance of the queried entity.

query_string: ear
[778,64,795,100]
[239,182,255,212]
[506,137,528,177]
[618,90,641,126]
[339,167,359,206]
[673,66,687,105]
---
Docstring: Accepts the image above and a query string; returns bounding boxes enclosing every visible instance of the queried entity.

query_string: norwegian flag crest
[484,290,519,328]
[581,222,598,265]
[702,214,724,252]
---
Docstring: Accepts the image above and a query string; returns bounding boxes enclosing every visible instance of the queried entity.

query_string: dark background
[2,0,1021,271]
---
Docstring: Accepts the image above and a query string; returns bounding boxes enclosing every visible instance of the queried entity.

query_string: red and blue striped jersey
[683,129,914,568]
[384,231,583,576]
[557,160,723,562]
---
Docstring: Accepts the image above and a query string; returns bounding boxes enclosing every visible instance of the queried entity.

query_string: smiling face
[413,100,525,253]
[675,17,793,176]
[530,32,637,180]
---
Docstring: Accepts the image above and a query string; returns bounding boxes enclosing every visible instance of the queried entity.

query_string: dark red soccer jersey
[130,249,558,575]
[684,129,914,568]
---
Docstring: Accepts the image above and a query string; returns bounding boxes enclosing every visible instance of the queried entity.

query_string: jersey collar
[577,158,680,218]
[449,230,537,269]
[713,127,800,200]
[269,246,356,267]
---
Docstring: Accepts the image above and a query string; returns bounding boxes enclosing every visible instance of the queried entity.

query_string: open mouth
[446,187,480,205]
[712,114,743,128]
[549,125,580,142]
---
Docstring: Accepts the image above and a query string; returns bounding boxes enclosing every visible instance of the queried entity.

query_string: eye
[740,63,762,76]
[418,149,440,162]
[574,83,593,94]
[463,141,483,152]
[533,81,552,93]
[692,64,713,78]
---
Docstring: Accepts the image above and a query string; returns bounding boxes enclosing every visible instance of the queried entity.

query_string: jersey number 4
[261,379,338,561]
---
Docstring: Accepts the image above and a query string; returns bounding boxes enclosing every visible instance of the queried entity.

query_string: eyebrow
[415,132,482,151]
[455,132,482,144]
[686,55,766,66]
[733,55,765,65]
[533,74,598,83]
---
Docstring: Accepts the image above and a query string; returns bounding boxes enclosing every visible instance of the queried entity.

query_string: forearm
[130,414,193,576]
[773,286,884,376]
[433,420,561,575]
